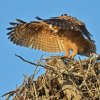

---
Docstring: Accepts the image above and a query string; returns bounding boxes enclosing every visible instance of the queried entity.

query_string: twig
[1,90,16,97]
[15,54,39,66]
[15,54,60,74]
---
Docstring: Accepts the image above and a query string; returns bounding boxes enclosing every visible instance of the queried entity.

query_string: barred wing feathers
[7,19,65,52]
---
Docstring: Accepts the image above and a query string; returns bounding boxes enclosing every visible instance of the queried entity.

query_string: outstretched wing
[36,14,92,41]
[7,19,65,52]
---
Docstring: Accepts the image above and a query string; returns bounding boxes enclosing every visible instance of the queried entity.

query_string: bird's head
[85,40,96,57]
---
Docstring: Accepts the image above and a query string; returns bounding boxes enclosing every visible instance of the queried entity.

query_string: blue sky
[0,0,100,99]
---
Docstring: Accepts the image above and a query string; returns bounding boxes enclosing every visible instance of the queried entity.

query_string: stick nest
[3,56,100,100]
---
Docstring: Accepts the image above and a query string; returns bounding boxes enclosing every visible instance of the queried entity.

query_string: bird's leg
[65,47,70,58]
[69,48,78,59]
[61,47,70,59]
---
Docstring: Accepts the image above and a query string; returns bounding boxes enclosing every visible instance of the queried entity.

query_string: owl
[7,14,96,58]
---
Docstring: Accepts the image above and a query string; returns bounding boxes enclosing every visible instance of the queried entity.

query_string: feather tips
[16,19,26,24]
[7,19,65,52]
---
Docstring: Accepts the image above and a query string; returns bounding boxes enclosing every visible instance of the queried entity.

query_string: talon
[60,56,68,60]
[69,56,74,60]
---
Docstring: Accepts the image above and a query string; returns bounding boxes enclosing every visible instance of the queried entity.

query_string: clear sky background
[0,0,100,99]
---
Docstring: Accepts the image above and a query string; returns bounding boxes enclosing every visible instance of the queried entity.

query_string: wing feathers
[7,20,65,52]
[9,22,18,26]
[36,14,92,41]
[16,19,26,24]
[35,16,43,20]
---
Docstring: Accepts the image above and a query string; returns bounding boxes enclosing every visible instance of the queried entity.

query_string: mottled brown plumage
[7,14,96,58]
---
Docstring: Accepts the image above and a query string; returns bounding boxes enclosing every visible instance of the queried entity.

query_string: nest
[2,55,100,100]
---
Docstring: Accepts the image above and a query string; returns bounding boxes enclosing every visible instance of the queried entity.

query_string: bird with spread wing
[7,14,96,58]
